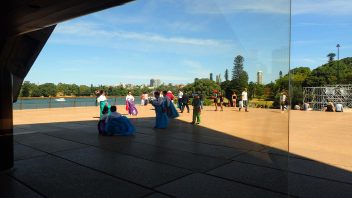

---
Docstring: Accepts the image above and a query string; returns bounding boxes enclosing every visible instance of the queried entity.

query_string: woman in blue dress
[104,106,135,136]
[152,91,169,129]
[162,90,179,119]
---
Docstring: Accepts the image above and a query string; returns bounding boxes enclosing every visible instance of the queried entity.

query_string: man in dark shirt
[181,94,190,113]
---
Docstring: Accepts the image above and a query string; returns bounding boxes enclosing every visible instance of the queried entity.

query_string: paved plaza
[1,106,352,197]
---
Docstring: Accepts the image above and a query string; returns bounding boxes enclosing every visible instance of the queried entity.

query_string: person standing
[280,92,287,111]
[181,93,190,113]
[126,91,138,116]
[166,91,175,103]
[217,92,224,111]
[241,88,249,112]
[177,90,183,111]
[191,95,202,124]
[162,90,179,118]
[152,91,169,128]
[143,92,149,105]
[232,92,237,109]
[140,93,145,106]
[97,90,110,119]
[213,90,218,111]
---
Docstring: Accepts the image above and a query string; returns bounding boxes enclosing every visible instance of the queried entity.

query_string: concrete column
[0,67,13,171]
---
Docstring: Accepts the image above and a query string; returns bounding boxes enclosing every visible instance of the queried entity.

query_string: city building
[150,78,161,87]
[257,71,263,84]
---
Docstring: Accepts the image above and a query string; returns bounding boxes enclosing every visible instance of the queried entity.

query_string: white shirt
[126,95,134,101]
[97,95,107,103]
[281,94,286,102]
[105,111,122,123]
[178,91,183,99]
[152,97,163,106]
[335,104,343,112]
[242,91,248,101]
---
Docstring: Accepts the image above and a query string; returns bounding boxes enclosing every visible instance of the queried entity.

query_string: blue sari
[167,101,179,119]
[104,116,135,136]
[152,98,169,129]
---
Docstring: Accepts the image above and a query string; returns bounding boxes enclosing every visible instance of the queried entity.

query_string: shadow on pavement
[1,117,352,197]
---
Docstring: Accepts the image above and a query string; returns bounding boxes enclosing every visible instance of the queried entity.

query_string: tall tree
[327,53,336,63]
[20,81,31,97]
[224,69,229,81]
[279,70,283,79]
[231,55,248,93]
[216,74,222,84]
[232,55,244,80]
[209,73,213,81]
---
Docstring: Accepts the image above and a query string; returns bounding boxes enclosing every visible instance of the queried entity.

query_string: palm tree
[327,53,336,63]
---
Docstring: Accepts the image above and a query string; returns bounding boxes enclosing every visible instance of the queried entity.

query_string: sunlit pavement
[1,106,351,197]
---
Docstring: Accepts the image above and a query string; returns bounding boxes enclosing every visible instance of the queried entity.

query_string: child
[191,95,202,124]
[239,100,244,111]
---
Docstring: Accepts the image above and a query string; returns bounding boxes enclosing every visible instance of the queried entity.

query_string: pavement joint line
[129,134,250,159]
[8,173,48,198]
[39,132,213,173]
[135,128,264,151]
[14,142,159,193]
[204,172,297,197]
[14,154,50,162]
[230,158,352,186]
[136,131,259,152]
[150,172,195,189]
[141,191,175,198]
[42,129,238,161]
[201,158,236,173]
[15,129,352,186]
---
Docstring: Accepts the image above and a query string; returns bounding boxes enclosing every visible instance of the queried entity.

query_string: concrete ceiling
[0,0,133,102]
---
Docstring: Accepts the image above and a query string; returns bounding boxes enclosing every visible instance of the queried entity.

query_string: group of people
[96,90,137,136]
[213,88,249,112]
[96,89,183,134]
[325,100,344,112]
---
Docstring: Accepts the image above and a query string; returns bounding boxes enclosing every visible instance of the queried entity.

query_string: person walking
[241,88,249,112]
[177,90,183,111]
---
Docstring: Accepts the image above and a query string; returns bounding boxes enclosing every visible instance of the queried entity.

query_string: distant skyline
[25,0,352,86]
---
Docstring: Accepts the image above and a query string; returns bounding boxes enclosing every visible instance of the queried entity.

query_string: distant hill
[303,57,352,87]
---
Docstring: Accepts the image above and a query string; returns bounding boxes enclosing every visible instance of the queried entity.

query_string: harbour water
[13,97,142,110]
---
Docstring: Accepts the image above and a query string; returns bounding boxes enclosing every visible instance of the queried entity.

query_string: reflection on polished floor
[1,106,352,197]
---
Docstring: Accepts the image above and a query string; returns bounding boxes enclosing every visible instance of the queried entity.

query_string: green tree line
[20,55,352,108]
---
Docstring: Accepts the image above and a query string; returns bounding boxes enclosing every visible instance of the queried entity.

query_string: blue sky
[26,0,352,86]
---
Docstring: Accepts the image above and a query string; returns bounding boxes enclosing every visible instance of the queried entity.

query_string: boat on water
[55,98,66,102]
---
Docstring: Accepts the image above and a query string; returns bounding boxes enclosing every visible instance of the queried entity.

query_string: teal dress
[100,101,111,119]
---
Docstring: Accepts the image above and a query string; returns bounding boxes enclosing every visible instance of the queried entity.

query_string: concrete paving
[0,105,351,197]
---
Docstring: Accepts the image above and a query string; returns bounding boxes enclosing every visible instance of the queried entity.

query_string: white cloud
[182,60,211,77]
[292,0,352,15]
[185,0,290,15]
[55,21,230,48]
